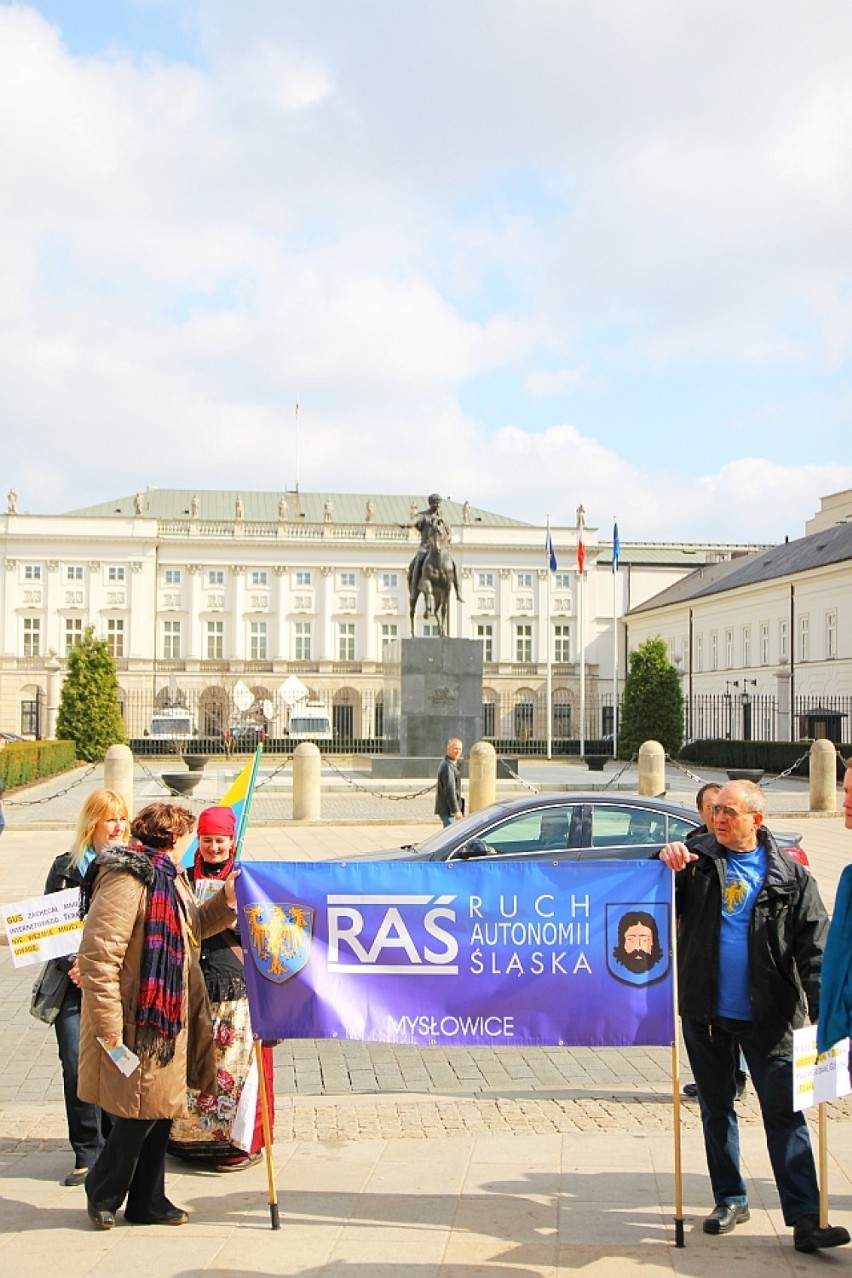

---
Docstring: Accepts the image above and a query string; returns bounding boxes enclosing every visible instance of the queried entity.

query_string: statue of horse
[408,522,455,636]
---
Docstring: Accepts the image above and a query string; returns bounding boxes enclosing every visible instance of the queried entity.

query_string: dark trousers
[53,987,110,1168]
[86,1116,173,1217]
[683,1017,819,1225]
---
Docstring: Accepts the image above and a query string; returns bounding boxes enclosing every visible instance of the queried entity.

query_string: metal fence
[117,685,618,756]
[687,693,852,744]
[46,684,852,756]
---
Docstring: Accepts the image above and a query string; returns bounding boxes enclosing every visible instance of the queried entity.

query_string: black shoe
[64,1166,90,1187]
[735,1072,747,1099]
[703,1203,750,1234]
[86,1204,115,1230]
[682,1082,698,1098]
[793,1215,851,1253]
[125,1203,189,1226]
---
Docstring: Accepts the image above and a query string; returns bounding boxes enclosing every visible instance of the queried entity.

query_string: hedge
[0,740,78,788]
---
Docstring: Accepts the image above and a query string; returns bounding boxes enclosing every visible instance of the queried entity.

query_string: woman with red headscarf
[167,806,274,1171]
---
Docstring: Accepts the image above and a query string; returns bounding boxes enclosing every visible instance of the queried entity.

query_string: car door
[578,803,696,861]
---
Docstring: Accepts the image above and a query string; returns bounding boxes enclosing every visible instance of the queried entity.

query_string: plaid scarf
[135,849,185,1066]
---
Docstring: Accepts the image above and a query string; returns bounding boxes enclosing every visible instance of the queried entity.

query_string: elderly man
[681,783,749,1101]
[435,738,464,826]
[660,780,849,1252]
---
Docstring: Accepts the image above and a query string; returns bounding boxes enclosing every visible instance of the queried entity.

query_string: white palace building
[1,485,826,747]
[625,489,852,746]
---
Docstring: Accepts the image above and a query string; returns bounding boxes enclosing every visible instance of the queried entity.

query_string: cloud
[1,1,852,542]
[524,368,587,398]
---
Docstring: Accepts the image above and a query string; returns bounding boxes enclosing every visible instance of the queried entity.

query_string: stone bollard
[104,744,134,815]
[468,741,496,815]
[637,740,666,797]
[809,739,837,814]
[293,741,321,821]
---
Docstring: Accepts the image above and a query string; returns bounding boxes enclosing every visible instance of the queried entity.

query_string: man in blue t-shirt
[661,780,849,1254]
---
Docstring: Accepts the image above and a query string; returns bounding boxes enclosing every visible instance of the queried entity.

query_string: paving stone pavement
[2,774,851,1144]
[1,769,851,1275]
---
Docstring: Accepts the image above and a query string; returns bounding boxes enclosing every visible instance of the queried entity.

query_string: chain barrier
[600,754,638,789]
[664,755,705,785]
[134,758,166,784]
[3,763,100,807]
[762,750,811,786]
[321,754,434,801]
[496,756,540,793]
[253,757,292,789]
[664,749,815,790]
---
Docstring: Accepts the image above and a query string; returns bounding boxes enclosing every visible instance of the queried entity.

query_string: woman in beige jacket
[77,801,239,1230]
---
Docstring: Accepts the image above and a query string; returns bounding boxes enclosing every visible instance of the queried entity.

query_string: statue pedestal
[383,637,483,761]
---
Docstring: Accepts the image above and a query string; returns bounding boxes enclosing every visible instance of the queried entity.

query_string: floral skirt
[169,996,258,1157]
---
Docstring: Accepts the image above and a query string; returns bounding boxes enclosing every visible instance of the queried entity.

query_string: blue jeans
[54,985,110,1168]
[683,1017,819,1224]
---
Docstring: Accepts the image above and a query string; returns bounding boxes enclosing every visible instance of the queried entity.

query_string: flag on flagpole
[576,507,586,576]
[546,523,558,573]
[295,397,300,418]
[181,745,263,867]
[612,520,620,573]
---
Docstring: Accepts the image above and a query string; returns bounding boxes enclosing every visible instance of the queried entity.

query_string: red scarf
[193,845,235,883]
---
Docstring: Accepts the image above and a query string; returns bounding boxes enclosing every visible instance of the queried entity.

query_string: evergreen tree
[56,627,126,761]
[618,637,684,758]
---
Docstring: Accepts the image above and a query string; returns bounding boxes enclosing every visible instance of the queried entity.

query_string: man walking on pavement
[435,738,464,826]
[660,779,850,1252]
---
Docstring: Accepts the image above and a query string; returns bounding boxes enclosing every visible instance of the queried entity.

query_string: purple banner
[236,859,674,1048]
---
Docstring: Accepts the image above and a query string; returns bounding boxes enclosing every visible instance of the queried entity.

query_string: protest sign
[2,888,83,967]
[237,858,675,1048]
[793,1025,852,1110]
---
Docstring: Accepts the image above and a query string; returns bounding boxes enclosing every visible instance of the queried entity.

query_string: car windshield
[403,802,515,858]
[151,717,192,735]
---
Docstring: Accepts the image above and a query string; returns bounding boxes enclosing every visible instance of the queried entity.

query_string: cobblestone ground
[2,760,849,1149]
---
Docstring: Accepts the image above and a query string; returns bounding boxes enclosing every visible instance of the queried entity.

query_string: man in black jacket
[435,738,464,826]
[681,783,749,1101]
[660,780,849,1253]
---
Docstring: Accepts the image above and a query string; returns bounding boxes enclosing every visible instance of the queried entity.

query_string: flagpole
[612,518,619,759]
[546,516,553,760]
[294,393,300,492]
[577,505,586,758]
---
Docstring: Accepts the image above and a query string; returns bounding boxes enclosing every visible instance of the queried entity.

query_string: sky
[3,0,852,544]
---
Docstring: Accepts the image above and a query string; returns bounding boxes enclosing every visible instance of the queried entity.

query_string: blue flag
[612,521,620,572]
[546,529,558,573]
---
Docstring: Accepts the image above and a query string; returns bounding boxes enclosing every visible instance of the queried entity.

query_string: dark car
[378,793,807,865]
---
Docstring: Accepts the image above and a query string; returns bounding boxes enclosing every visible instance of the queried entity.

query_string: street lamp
[723,680,737,738]
[739,680,757,741]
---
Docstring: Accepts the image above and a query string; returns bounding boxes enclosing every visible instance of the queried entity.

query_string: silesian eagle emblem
[243,901,315,983]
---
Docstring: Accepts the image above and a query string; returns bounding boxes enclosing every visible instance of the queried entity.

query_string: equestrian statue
[400,493,463,636]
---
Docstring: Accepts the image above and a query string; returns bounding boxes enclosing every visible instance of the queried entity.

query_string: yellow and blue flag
[181,745,263,866]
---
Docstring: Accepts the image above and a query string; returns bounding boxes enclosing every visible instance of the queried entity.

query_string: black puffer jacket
[675,826,828,1055]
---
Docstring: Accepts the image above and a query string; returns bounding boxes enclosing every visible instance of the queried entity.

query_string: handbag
[29,961,71,1025]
